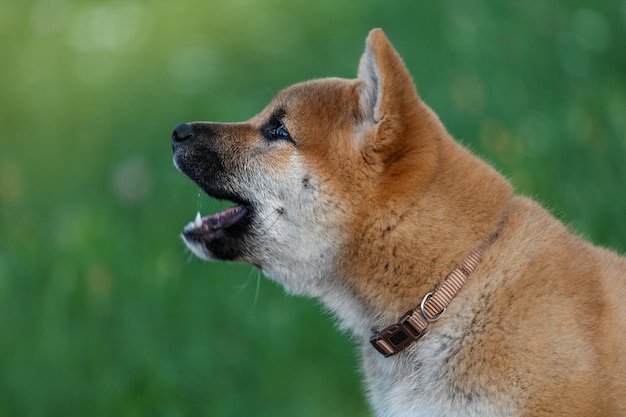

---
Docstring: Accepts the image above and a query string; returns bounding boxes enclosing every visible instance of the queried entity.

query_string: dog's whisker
[255,207,284,235]
[250,267,262,316]
[196,189,203,213]
[266,209,283,231]
[230,266,263,316]
[183,247,197,264]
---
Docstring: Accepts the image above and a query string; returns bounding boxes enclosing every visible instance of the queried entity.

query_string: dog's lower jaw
[180,234,214,260]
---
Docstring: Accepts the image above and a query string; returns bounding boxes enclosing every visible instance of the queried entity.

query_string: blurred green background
[1,0,625,416]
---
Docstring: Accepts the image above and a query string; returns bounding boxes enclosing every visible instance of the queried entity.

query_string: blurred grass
[0,0,625,416]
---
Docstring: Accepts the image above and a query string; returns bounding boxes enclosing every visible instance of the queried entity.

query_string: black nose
[172,123,194,147]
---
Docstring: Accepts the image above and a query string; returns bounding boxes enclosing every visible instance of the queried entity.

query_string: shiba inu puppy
[171,29,626,417]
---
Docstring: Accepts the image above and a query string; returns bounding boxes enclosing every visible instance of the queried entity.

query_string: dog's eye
[264,122,291,141]
[274,125,290,138]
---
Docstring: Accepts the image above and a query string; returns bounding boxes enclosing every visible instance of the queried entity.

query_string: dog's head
[172,29,442,296]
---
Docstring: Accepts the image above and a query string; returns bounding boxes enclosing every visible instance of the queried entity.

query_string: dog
[171,28,626,417]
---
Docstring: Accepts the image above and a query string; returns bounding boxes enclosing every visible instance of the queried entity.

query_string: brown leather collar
[370,229,501,357]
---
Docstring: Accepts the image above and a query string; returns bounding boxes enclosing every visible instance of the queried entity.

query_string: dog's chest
[362,329,515,417]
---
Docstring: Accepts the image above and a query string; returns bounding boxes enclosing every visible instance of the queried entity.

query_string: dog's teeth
[185,211,204,231]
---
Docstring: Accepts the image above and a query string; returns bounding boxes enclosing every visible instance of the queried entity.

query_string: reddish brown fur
[174,28,626,416]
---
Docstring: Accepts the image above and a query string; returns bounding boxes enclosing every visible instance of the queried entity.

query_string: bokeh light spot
[168,46,219,94]
[449,74,486,116]
[30,0,70,34]
[112,157,152,205]
[66,1,152,53]
[480,118,524,164]
[0,161,24,203]
[557,33,591,77]
[87,262,113,300]
[571,8,611,52]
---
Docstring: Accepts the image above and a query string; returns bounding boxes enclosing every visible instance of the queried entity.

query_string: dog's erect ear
[356,29,441,193]
[357,28,419,125]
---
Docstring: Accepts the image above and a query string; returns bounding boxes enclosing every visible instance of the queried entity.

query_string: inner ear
[357,47,382,122]
[356,29,418,126]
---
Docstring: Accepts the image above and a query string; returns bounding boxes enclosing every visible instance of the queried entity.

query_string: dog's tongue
[184,205,247,234]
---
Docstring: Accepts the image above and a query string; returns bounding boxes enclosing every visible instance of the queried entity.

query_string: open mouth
[182,201,250,239]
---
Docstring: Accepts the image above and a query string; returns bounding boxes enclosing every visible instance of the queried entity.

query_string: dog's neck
[369,222,504,357]
[330,134,513,340]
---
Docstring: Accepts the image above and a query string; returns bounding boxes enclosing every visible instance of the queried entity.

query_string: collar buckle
[369,310,425,357]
